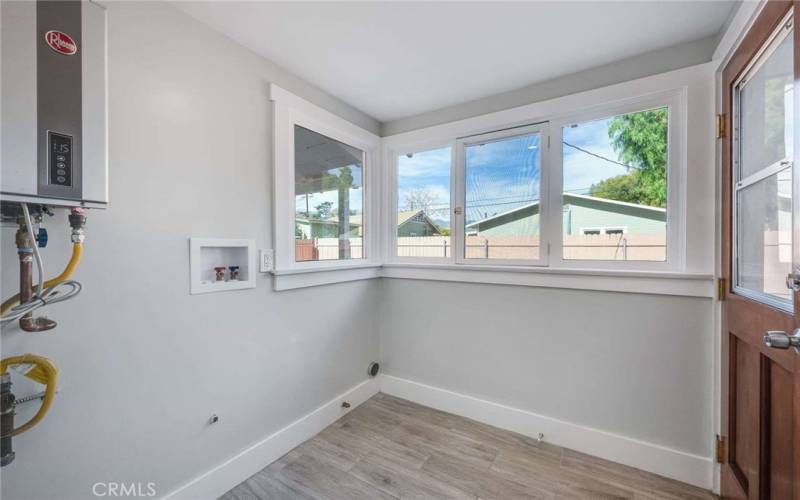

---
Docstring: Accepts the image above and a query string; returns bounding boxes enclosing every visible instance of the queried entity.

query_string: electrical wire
[0,281,82,325]
[562,141,641,171]
[21,203,44,297]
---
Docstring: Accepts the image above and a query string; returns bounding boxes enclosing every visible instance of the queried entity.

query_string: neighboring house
[465,193,666,236]
[397,210,442,236]
[296,209,442,239]
[296,215,362,238]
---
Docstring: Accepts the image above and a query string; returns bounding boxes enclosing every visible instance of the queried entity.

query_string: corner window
[294,126,365,262]
[562,108,668,262]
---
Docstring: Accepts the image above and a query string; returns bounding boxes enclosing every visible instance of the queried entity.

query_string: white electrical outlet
[259,249,274,272]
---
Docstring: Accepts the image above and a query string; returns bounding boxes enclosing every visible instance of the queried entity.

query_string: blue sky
[293,115,633,226]
[396,117,628,227]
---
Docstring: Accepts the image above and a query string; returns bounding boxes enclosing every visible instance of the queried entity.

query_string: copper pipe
[18,251,33,330]
[15,223,55,332]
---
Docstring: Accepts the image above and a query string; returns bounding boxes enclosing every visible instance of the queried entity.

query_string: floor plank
[220,394,717,500]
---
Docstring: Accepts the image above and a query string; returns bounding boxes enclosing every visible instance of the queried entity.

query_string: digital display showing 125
[48,132,72,187]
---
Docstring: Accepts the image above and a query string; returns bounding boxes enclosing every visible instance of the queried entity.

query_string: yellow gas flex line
[0,242,83,316]
[0,354,58,436]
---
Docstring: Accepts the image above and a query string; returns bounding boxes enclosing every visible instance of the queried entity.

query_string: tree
[589,170,647,204]
[590,108,668,208]
[403,189,439,215]
[314,201,333,219]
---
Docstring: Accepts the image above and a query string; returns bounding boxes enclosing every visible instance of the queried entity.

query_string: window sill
[381,263,714,298]
[272,263,382,291]
[271,261,713,297]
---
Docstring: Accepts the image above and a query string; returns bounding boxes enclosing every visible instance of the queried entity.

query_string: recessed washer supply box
[1,0,108,209]
[189,238,257,294]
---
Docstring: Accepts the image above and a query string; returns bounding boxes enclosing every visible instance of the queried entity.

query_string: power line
[562,141,641,171]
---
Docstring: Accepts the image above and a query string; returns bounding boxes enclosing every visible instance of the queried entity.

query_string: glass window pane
[396,147,451,258]
[562,108,668,261]
[294,125,364,262]
[736,167,792,303]
[464,132,540,260]
[739,29,794,180]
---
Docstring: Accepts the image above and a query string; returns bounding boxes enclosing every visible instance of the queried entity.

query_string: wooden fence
[395,234,666,261]
[296,234,667,262]
[296,238,364,261]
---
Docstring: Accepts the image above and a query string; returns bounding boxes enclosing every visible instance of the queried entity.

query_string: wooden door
[721,2,800,499]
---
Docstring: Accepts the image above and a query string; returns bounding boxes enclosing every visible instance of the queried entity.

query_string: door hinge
[717,277,727,301]
[716,114,726,139]
[547,135,551,149]
[715,434,727,464]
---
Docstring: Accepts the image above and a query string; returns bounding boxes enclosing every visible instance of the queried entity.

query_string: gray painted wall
[0,3,379,498]
[379,279,712,457]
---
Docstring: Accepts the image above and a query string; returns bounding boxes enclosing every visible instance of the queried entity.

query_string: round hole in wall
[367,362,380,378]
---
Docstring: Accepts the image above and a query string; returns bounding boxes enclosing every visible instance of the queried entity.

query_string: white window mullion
[453,140,466,264]
[543,123,562,267]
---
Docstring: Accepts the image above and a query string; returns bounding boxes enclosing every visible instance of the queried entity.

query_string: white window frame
[384,90,684,272]
[454,122,550,267]
[549,90,685,271]
[269,84,381,278]
[386,138,456,264]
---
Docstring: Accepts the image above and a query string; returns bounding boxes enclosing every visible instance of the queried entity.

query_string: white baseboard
[163,378,379,500]
[379,374,713,490]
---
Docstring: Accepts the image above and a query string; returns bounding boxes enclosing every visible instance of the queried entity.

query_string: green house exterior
[396,210,441,237]
[466,193,665,236]
[296,217,362,238]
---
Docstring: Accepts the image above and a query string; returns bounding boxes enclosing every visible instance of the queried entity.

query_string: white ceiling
[176,1,737,123]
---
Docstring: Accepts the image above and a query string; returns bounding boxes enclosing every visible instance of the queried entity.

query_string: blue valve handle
[36,227,48,248]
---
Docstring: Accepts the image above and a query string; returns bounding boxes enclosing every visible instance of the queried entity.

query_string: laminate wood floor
[221,393,716,500]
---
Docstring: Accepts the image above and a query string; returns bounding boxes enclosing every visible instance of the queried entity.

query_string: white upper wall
[382,37,718,136]
[176,1,736,123]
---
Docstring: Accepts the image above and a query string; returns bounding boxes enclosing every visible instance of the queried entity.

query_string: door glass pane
[736,167,792,303]
[294,125,364,262]
[562,108,668,261]
[464,132,540,260]
[739,29,793,179]
[396,147,451,258]
[734,22,794,309]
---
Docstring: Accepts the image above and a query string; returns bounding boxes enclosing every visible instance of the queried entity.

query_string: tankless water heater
[1,0,108,209]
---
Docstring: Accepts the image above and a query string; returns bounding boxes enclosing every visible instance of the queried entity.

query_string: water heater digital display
[1,0,107,209]
[48,132,73,187]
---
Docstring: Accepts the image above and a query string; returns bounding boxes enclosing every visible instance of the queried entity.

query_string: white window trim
[268,66,709,294]
[269,84,382,281]
[385,137,457,265]
[551,90,685,271]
